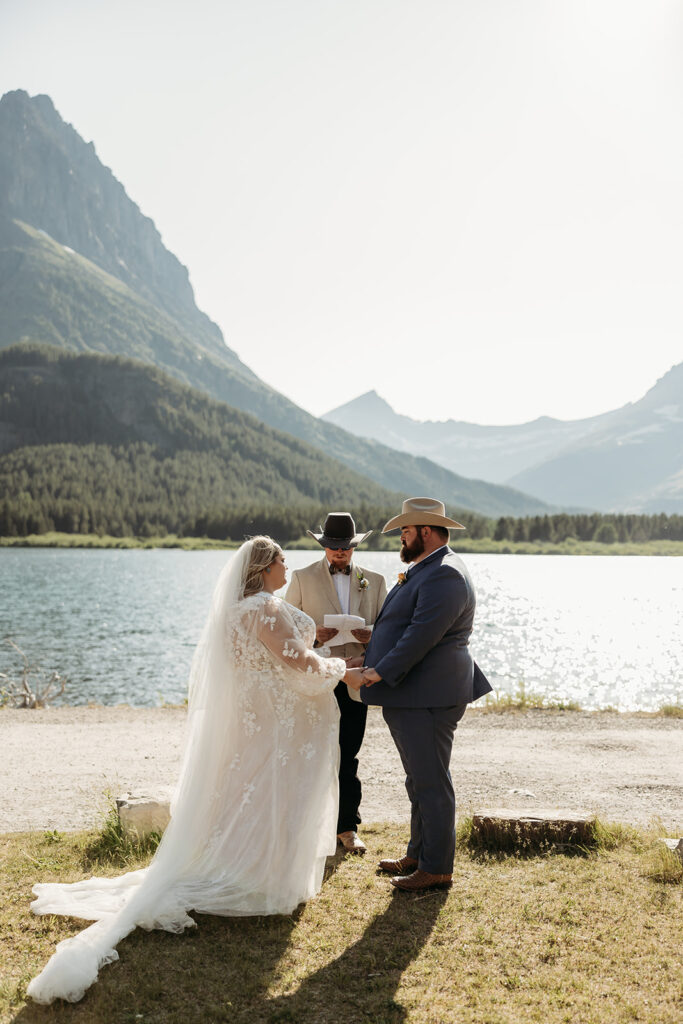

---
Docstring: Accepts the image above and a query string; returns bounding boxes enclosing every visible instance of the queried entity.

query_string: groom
[355,497,492,892]
[286,512,387,854]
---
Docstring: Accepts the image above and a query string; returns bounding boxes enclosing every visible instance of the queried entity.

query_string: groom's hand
[316,625,339,644]
[361,667,381,687]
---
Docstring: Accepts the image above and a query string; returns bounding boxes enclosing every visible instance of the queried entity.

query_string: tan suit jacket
[285,555,388,669]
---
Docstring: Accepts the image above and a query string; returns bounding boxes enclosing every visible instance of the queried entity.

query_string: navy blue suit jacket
[362,547,491,708]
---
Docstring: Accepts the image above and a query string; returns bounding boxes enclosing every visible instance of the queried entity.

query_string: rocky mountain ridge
[324,367,683,513]
[509,362,683,512]
[0,89,553,517]
[323,390,613,483]
[0,89,238,366]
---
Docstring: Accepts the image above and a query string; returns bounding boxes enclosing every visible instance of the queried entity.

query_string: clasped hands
[315,626,378,690]
[343,657,381,691]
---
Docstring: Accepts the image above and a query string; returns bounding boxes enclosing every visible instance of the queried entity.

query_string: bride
[27,536,364,1004]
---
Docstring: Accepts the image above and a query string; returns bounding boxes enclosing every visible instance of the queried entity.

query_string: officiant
[286,512,387,854]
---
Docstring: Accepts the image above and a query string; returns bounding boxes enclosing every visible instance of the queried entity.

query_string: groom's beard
[400,533,425,564]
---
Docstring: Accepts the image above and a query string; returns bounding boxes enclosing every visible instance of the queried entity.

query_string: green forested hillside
[2,346,678,545]
[0,345,407,537]
[0,442,401,539]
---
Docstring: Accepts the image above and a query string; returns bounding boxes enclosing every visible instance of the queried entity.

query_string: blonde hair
[242,535,282,597]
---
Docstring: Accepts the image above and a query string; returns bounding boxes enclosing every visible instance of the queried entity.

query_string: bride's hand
[343,668,365,691]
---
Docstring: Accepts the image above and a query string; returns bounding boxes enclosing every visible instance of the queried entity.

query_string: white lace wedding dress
[27,547,344,1005]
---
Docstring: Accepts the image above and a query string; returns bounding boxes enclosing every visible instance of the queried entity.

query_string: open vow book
[323,614,366,646]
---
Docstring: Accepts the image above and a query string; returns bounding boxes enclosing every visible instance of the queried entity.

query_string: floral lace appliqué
[238,783,256,814]
[242,710,261,737]
[304,703,321,725]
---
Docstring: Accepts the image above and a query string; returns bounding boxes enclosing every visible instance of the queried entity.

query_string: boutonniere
[356,569,370,591]
[397,572,407,586]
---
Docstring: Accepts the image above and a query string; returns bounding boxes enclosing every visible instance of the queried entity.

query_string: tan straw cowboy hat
[381,497,466,533]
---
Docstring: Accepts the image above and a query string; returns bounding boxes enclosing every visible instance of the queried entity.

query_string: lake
[1,549,681,711]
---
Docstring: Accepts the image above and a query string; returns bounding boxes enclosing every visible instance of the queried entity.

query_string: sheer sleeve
[257,597,346,696]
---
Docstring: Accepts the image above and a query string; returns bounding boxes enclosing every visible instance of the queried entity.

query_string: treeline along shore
[1,499,682,554]
[2,346,681,554]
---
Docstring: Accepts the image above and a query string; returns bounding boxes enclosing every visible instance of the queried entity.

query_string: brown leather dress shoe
[390,869,453,892]
[377,856,419,875]
[337,831,366,854]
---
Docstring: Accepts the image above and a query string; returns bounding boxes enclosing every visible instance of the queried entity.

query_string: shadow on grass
[323,844,361,882]
[11,909,298,1024]
[265,888,448,1024]
[12,884,445,1024]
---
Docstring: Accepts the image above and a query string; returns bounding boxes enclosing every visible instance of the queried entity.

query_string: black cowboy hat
[307,512,373,550]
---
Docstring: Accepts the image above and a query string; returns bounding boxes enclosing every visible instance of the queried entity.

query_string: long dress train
[27,557,344,1005]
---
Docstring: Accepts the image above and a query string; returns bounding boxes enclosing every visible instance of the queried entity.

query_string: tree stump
[471,808,595,851]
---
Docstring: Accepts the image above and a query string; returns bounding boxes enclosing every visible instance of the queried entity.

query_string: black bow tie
[329,564,351,575]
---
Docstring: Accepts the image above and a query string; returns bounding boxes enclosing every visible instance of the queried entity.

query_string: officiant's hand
[316,625,339,644]
[345,656,364,668]
[350,628,372,644]
[361,667,381,687]
[343,668,365,691]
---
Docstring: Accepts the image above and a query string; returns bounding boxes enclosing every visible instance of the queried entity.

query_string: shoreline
[2,705,680,834]
[2,702,681,717]
[1,532,682,556]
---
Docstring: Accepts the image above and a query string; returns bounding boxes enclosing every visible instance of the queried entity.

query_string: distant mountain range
[324,366,683,513]
[0,89,551,519]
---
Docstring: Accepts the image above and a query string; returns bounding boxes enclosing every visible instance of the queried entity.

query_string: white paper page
[323,613,366,646]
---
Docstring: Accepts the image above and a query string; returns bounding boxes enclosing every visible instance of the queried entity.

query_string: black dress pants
[334,680,368,834]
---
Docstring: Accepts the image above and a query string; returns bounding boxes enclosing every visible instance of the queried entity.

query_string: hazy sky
[2,0,682,425]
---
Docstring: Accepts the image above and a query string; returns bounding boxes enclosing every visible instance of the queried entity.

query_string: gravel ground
[1,706,681,833]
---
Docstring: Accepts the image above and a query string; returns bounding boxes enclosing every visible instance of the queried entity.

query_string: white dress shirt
[327,559,351,613]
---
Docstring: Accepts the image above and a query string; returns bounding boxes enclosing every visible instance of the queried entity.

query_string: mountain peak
[3,89,56,115]
[0,89,226,354]
[326,389,395,417]
[353,390,395,410]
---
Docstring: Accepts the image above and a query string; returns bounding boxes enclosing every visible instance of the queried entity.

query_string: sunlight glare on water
[0,549,681,711]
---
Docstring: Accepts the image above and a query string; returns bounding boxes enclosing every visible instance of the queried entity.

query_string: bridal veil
[27,540,343,1004]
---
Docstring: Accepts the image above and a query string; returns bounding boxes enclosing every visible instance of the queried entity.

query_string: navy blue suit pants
[382,703,468,874]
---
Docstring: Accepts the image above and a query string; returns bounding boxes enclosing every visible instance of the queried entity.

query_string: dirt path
[1,707,681,833]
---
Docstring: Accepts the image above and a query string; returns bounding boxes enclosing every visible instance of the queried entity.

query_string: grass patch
[2,533,683,556]
[1,821,681,1023]
[644,843,683,885]
[480,682,583,713]
[477,687,681,716]
[0,532,242,550]
[451,538,683,556]
[80,802,161,871]
[658,703,683,719]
